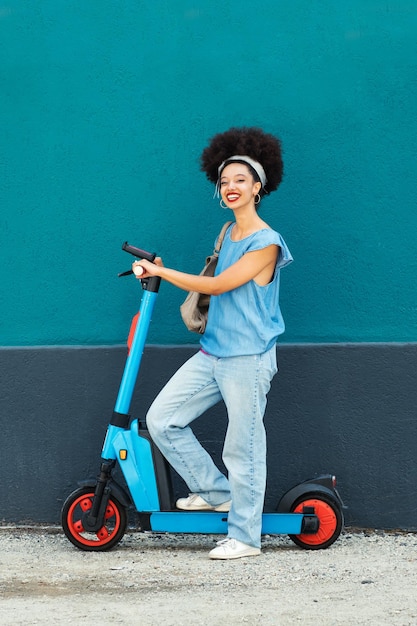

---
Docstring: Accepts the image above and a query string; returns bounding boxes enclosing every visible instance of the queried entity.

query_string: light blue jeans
[146,346,278,548]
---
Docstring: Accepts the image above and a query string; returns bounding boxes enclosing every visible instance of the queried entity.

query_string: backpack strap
[213,221,233,256]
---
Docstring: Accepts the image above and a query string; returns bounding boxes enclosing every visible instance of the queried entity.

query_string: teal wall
[1,1,416,346]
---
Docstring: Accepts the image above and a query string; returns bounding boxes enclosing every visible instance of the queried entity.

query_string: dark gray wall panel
[1,344,416,529]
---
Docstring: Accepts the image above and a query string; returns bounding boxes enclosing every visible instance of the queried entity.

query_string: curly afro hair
[200,127,283,197]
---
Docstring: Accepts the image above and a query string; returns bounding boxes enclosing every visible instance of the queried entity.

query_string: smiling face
[219,162,262,210]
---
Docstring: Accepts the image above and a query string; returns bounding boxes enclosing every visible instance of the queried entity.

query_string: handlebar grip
[122,242,156,262]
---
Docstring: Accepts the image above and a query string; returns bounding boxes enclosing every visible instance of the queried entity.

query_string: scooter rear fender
[276,474,344,513]
[78,478,132,508]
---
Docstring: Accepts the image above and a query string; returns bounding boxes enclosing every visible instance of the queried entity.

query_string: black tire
[61,487,128,551]
[289,493,343,550]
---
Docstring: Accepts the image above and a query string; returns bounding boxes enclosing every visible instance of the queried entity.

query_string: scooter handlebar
[118,242,157,278]
[122,242,156,262]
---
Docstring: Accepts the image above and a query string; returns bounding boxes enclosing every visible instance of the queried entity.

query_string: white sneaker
[176,493,231,512]
[209,538,261,560]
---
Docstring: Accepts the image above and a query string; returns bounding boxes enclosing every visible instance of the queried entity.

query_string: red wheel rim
[293,498,338,546]
[66,492,122,548]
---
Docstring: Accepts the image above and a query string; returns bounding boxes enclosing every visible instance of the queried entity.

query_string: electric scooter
[61,242,345,552]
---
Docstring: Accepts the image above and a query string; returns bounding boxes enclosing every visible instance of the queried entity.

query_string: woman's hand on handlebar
[132,257,163,279]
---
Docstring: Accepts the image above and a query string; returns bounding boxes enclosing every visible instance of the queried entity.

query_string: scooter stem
[114,289,158,415]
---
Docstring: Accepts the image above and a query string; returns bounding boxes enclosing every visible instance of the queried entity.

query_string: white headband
[214,155,267,197]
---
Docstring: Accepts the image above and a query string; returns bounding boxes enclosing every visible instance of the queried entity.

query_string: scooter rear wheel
[289,493,343,550]
[62,487,128,551]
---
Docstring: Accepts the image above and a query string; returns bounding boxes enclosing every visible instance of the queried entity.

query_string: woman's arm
[134,244,279,295]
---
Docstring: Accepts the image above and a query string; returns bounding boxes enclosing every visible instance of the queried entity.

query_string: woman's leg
[146,351,231,506]
[215,347,278,548]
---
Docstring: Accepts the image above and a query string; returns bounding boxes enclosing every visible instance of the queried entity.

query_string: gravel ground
[0,527,416,625]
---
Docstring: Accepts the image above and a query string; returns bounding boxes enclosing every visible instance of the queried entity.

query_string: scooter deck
[147,512,305,534]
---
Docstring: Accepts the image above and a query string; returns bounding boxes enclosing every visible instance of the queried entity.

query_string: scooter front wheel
[289,493,343,550]
[61,487,128,551]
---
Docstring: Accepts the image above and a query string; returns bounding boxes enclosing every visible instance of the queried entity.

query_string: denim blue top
[200,224,293,358]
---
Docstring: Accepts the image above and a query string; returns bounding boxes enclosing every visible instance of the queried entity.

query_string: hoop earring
[220,199,228,209]
[254,193,261,205]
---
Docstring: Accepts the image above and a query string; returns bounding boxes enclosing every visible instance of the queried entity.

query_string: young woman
[133,127,292,559]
